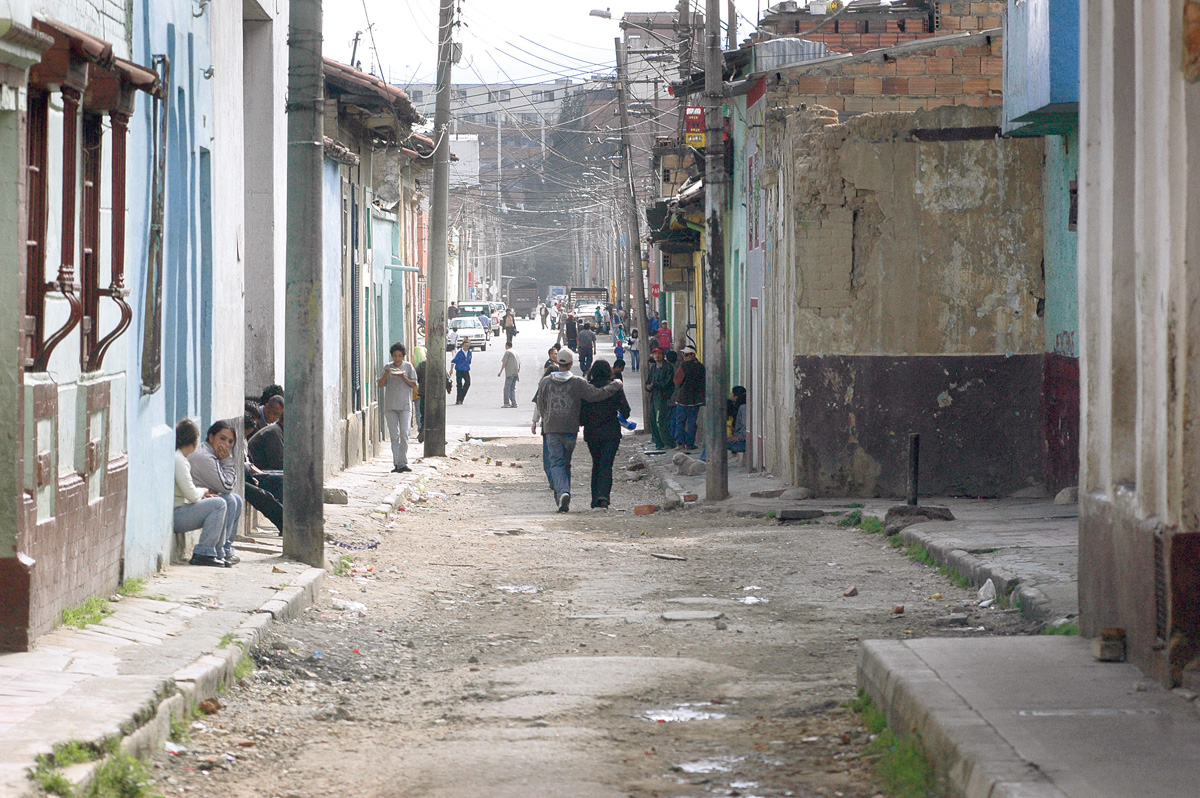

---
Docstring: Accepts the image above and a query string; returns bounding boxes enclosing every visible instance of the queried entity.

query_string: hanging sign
[685,106,706,147]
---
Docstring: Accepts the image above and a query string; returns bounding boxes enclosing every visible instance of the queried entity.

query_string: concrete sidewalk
[639,456,1200,796]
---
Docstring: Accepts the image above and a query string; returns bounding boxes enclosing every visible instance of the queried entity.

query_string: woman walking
[628,328,640,371]
[503,309,518,345]
[580,360,631,509]
[173,419,229,567]
[187,420,243,566]
[451,337,473,404]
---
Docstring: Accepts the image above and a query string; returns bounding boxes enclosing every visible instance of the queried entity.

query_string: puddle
[738,596,769,604]
[495,585,540,594]
[643,702,727,722]
[676,756,741,774]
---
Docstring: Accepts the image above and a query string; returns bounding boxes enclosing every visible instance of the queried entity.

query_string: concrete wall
[767,105,1046,496]
[1078,0,1200,686]
[242,0,288,395]
[32,0,129,58]
[322,158,343,477]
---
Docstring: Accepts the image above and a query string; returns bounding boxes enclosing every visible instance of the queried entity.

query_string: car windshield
[459,304,489,316]
[449,318,481,330]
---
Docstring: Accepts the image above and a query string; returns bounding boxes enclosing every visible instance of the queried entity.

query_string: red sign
[650,283,661,299]
[684,107,705,147]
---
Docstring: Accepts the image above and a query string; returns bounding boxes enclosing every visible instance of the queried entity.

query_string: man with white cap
[674,345,706,450]
[531,347,624,512]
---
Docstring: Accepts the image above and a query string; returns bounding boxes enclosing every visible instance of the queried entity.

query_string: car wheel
[481,342,487,350]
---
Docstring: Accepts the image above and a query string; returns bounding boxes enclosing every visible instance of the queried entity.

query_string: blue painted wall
[322,159,343,474]
[1003,0,1079,134]
[1043,130,1079,358]
[123,0,214,577]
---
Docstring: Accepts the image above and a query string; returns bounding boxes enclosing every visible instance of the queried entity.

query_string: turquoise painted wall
[1043,130,1079,357]
[124,1,214,577]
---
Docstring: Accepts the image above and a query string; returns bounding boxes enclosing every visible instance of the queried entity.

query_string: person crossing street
[498,340,521,408]
[452,337,473,405]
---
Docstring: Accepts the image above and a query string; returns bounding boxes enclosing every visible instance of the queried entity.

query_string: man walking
[497,340,521,408]
[377,342,418,472]
[645,346,676,451]
[540,303,549,329]
[447,301,458,320]
[531,348,624,513]
[451,337,473,405]
[564,314,578,351]
[577,322,597,375]
[674,345,706,450]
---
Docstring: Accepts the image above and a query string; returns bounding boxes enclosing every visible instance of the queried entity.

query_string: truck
[568,286,608,308]
[547,285,567,303]
[505,277,540,319]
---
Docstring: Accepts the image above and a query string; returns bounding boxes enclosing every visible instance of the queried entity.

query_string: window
[411,89,424,103]
[456,89,468,100]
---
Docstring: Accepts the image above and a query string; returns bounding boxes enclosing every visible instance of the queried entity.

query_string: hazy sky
[322,1,759,88]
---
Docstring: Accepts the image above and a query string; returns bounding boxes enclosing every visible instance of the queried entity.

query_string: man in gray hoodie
[531,347,623,512]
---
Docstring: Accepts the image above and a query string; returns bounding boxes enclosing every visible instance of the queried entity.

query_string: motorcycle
[417,315,426,337]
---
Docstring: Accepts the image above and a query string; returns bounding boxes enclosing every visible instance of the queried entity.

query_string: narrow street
[153,327,1039,798]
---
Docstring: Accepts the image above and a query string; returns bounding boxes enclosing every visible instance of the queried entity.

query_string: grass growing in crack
[839,509,863,527]
[334,554,354,577]
[1042,622,1080,636]
[60,597,111,629]
[896,542,971,589]
[116,578,146,597]
[234,644,254,682]
[31,767,74,796]
[217,633,235,649]
[30,739,121,796]
[859,515,885,534]
[848,690,936,798]
[84,755,162,798]
[167,715,190,745]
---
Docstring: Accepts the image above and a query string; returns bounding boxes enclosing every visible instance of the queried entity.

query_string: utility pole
[615,37,653,422]
[424,0,454,457]
[703,0,729,500]
[283,0,325,566]
[727,1,737,49]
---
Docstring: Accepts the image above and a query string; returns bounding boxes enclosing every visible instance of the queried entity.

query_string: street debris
[843,585,858,597]
[662,610,724,621]
[634,504,658,515]
[978,578,997,608]
[643,703,727,722]
[495,585,540,594]
[331,598,368,616]
[650,552,686,561]
[893,605,905,615]
[738,596,769,605]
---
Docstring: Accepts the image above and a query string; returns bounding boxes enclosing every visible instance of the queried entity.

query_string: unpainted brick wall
[776,35,1003,114]
[32,0,131,58]
[760,1,1005,55]
[796,209,854,309]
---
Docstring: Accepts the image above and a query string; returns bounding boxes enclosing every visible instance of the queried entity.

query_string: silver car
[446,317,488,351]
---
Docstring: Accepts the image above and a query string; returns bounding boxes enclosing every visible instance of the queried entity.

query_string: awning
[30,17,162,106]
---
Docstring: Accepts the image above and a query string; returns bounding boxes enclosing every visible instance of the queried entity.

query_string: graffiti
[1054,330,1077,358]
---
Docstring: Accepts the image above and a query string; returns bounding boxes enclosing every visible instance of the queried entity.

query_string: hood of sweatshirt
[550,371,572,382]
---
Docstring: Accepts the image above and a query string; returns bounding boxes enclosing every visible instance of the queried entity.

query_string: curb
[896,523,1055,623]
[35,566,325,797]
[632,452,683,510]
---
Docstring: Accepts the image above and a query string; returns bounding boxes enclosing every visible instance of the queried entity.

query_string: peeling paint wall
[768,104,1048,496]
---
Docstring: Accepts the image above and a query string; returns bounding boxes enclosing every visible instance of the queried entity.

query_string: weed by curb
[60,597,112,629]
[1042,622,1079,636]
[334,554,354,577]
[846,690,936,798]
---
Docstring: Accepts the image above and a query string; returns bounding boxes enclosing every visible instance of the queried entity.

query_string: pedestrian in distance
[377,342,418,472]
[503,309,519,345]
[477,311,491,337]
[565,314,578,351]
[611,358,626,378]
[452,337,473,404]
[577,322,597,375]
[581,360,631,510]
[674,345,706,450]
[531,347,625,513]
[543,345,561,378]
[498,340,521,408]
[447,301,458,320]
[628,327,641,371]
[645,347,676,451]
[655,321,673,352]
[187,420,243,566]
[173,419,229,567]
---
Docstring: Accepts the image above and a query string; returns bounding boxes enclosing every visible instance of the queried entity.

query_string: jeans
[414,393,424,439]
[385,407,412,468]
[677,404,701,448]
[246,482,284,533]
[541,432,577,500]
[215,492,243,557]
[455,370,471,403]
[630,349,640,371]
[648,394,675,449]
[503,376,518,407]
[667,405,682,446]
[578,348,594,375]
[586,437,620,507]
[173,497,227,558]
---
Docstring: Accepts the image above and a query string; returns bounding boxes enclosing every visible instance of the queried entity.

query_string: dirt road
[154,436,1038,797]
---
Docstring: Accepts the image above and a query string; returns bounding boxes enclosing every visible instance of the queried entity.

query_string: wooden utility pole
[283,0,326,566]
[703,0,729,500]
[424,0,454,457]
[615,37,653,420]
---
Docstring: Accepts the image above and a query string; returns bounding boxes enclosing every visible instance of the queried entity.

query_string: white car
[446,317,488,351]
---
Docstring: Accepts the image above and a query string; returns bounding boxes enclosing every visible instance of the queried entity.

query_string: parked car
[458,302,499,335]
[574,302,610,333]
[446,316,488,351]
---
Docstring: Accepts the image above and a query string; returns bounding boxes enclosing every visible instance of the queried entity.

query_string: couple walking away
[532,349,629,512]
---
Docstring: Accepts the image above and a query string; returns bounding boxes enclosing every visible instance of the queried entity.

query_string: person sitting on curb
[173,419,229,567]
[531,347,624,513]
[188,420,243,566]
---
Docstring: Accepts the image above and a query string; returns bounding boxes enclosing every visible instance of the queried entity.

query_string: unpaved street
[155,435,1038,797]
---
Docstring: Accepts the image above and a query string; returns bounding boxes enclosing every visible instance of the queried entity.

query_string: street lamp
[589,8,612,19]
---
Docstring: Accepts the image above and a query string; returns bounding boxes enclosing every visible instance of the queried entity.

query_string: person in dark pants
[564,314,578,351]
[451,337,473,404]
[674,345,706,449]
[645,347,676,450]
[577,323,596,374]
[581,360,631,509]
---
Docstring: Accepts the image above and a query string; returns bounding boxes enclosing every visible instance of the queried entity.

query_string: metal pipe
[908,433,920,506]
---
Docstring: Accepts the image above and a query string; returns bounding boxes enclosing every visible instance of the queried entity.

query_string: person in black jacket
[580,360,631,509]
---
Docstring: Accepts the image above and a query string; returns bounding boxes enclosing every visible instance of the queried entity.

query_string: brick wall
[761,1,1005,55]
[776,34,1003,114]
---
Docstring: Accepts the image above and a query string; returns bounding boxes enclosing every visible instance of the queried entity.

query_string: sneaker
[597,499,609,509]
[189,554,225,567]
[558,492,571,513]
[224,554,240,566]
